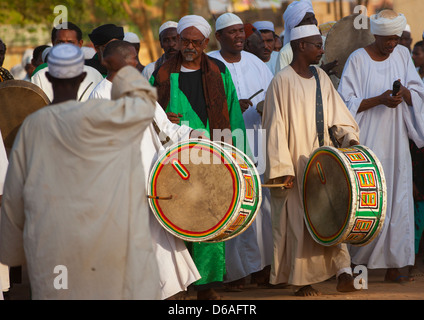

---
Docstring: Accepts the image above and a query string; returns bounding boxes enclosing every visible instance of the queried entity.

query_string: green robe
[150,61,248,286]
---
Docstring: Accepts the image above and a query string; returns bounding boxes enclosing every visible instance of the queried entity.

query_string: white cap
[48,44,84,79]
[215,13,243,31]
[159,21,178,35]
[124,32,140,44]
[252,21,275,32]
[42,47,52,63]
[290,24,321,41]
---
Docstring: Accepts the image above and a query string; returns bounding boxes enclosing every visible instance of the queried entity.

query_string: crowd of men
[0,0,423,300]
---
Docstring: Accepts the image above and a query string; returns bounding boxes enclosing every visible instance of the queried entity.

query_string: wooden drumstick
[147,195,173,200]
[261,184,289,188]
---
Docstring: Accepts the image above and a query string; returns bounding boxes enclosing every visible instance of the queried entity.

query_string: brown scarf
[154,52,231,140]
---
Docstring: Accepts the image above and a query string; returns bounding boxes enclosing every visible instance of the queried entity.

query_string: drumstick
[147,195,173,200]
[248,89,264,101]
[261,184,289,188]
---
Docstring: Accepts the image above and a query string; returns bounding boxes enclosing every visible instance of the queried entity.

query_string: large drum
[323,13,375,79]
[0,80,50,154]
[303,145,386,247]
[147,139,262,242]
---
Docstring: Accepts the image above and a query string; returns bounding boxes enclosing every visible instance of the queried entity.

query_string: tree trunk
[122,0,160,62]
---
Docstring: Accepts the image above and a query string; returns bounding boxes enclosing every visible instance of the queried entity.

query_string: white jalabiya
[0,66,161,299]
[89,72,200,299]
[338,45,424,269]
[208,50,274,282]
[262,66,359,286]
[89,78,112,100]
[31,65,104,102]
[265,51,279,75]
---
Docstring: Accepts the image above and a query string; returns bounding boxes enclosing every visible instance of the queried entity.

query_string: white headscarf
[370,11,407,38]
[177,15,212,38]
[283,0,314,45]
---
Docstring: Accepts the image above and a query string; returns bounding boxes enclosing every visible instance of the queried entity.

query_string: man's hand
[320,59,338,77]
[239,99,253,113]
[349,139,360,146]
[167,112,182,124]
[380,90,403,108]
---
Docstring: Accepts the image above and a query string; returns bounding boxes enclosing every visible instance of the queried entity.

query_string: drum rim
[207,141,263,242]
[303,146,358,246]
[351,145,387,246]
[148,139,245,242]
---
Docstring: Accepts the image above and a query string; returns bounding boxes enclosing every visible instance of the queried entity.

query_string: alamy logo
[53,265,68,290]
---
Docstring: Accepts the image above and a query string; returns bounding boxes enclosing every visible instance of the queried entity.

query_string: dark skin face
[53,29,83,47]
[412,45,424,69]
[178,26,209,68]
[215,24,245,61]
[399,30,412,52]
[366,35,400,60]
[259,30,275,61]
[160,28,179,60]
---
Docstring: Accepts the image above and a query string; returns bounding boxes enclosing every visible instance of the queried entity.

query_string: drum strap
[152,120,171,146]
[309,66,324,147]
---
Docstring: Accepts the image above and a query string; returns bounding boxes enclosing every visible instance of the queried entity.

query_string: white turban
[283,0,314,45]
[252,21,275,32]
[124,32,140,44]
[177,15,212,38]
[290,24,321,41]
[215,13,243,31]
[159,21,178,35]
[370,11,407,38]
[48,44,84,79]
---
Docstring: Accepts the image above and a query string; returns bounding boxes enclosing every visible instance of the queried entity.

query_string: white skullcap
[283,0,314,45]
[42,47,52,63]
[215,13,243,31]
[48,44,84,79]
[124,32,140,44]
[159,21,178,35]
[252,21,275,32]
[81,46,96,59]
[370,10,407,38]
[177,15,212,38]
[290,24,321,41]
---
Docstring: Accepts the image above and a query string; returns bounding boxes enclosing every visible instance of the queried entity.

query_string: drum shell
[303,145,386,247]
[147,139,262,242]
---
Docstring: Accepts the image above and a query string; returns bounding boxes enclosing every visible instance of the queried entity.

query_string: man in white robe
[31,22,103,102]
[90,40,201,299]
[252,20,279,75]
[275,0,337,78]
[338,10,424,282]
[142,21,179,81]
[208,13,274,289]
[262,25,360,296]
[0,44,161,299]
[89,40,138,100]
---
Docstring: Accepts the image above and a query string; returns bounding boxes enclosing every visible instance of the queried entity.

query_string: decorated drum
[303,145,386,246]
[147,139,262,242]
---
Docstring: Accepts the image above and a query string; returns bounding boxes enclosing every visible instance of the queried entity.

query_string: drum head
[148,140,244,241]
[324,14,375,78]
[0,80,50,153]
[303,147,355,245]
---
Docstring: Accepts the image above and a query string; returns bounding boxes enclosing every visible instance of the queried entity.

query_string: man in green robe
[150,15,248,300]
